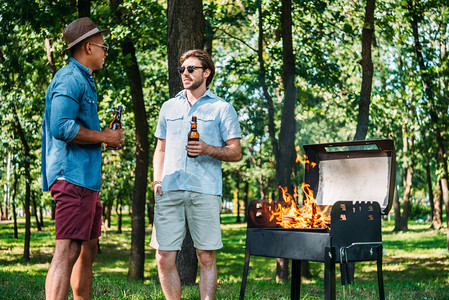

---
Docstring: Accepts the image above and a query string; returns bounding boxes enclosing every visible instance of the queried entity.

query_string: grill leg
[340,261,355,285]
[376,245,385,300]
[324,247,336,300]
[239,246,251,300]
[291,260,301,300]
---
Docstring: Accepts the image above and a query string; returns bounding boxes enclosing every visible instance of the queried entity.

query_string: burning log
[248,184,331,230]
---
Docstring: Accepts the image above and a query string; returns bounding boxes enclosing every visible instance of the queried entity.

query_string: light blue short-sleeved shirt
[155,89,242,196]
[41,57,102,192]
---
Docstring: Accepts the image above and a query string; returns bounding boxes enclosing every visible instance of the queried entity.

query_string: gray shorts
[150,190,223,251]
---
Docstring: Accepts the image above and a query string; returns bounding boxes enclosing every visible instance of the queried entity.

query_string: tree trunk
[77,0,90,18]
[12,202,18,239]
[400,165,412,232]
[39,205,44,228]
[32,191,42,231]
[167,0,204,98]
[393,185,401,231]
[243,181,249,223]
[276,258,289,283]
[400,125,414,231]
[354,0,375,141]
[277,0,296,197]
[102,204,111,228]
[109,0,149,280]
[12,104,31,261]
[45,38,56,77]
[275,0,298,282]
[420,128,438,228]
[166,0,204,285]
[0,197,4,221]
[116,197,122,234]
[12,174,18,239]
[123,38,149,280]
[258,2,278,162]
[175,231,198,285]
[2,152,12,221]
[433,180,443,230]
[408,0,449,249]
[235,172,241,223]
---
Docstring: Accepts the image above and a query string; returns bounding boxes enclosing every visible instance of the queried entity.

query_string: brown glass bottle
[187,116,199,158]
[106,105,123,150]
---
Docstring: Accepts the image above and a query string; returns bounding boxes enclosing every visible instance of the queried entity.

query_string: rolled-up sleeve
[49,78,81,142]
[220,104,241,142]
[154,103,167,139]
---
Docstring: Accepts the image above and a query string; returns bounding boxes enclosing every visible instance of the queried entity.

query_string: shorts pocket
[72,184,85,199]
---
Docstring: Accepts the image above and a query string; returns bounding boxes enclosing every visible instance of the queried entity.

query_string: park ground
[0,214,448,299]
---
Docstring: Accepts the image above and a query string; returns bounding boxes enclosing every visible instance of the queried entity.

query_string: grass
[0,214,448,299]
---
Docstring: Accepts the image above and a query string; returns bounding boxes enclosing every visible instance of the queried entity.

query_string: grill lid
[303,139,396,214]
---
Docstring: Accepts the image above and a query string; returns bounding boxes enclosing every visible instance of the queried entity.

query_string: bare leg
[45,239,82,300]
[196,249,217,300]
[71,238,98,300]
[156,250,181,300]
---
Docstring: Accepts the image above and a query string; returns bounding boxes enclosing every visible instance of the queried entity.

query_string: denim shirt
[41,57,102,191]
[155,89,242,196]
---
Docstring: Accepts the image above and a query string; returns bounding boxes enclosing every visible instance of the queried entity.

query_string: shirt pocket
[196,115,219,143]
[80,95,98,117]
[166,114,184,135]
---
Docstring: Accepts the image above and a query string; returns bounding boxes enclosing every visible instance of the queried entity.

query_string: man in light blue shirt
[41,17,124,300]
[151,49,242,299]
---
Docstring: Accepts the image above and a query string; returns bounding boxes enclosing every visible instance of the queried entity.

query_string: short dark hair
[69,33,102,56]
[180,49,215,87]
[70,40,87,56]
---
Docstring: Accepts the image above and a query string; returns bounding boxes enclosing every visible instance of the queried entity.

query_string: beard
[183,74,205,91]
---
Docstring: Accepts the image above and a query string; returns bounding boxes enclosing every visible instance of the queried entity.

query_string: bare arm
[71,126,125,148]
[186,138,242,162]
[153,138,166,195]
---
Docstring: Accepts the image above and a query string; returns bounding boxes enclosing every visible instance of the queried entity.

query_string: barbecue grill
[239,139,396,300]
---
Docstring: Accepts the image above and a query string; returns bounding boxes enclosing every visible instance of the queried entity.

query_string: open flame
[269,183,331,230]
[248,148,330,230]
[296,148,317,168]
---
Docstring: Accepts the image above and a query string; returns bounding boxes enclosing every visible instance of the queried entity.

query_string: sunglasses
[90,42,109,54]
[178,66,206,74]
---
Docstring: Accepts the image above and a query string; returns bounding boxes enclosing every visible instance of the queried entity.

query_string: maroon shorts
[50,180,102,241]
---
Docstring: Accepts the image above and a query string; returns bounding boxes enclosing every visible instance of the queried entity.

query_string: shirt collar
[69,57,93,78]
[176,89,214,101]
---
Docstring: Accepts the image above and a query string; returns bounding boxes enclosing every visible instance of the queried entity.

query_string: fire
[295,148,316,168]
[269,183,331,230]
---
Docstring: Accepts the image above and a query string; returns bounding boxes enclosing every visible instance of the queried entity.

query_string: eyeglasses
[90,42,109,54]
[178,66,206,74]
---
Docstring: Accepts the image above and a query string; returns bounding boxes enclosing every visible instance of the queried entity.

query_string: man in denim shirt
[41,17,124,300]
[150,49,242,299]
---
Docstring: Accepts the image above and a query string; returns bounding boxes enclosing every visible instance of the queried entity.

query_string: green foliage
[408,200,432,221]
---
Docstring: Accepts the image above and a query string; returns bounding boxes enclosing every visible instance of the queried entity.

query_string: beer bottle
[106,105,123,150]
[187,116,199,158]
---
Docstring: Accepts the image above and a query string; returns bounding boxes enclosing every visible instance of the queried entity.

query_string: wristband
[152,180,162,188]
